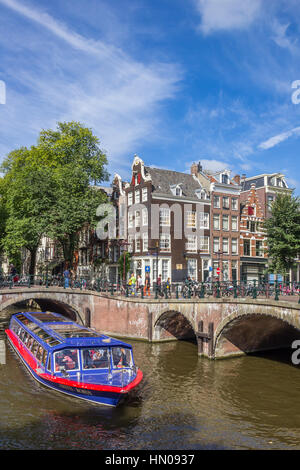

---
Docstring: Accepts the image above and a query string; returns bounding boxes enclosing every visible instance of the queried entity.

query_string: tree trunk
[29,247,37,277]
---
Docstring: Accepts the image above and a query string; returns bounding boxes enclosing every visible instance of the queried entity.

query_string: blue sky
[0,0,300,193]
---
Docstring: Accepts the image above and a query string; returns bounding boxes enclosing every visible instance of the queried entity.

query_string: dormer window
[170,184,182,197]
[221,173,229,184]
[195,188,207,199]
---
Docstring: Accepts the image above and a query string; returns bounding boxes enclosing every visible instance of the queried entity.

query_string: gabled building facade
[121,155,211,284]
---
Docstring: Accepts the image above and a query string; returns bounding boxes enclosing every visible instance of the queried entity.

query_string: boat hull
[6,330,142,407]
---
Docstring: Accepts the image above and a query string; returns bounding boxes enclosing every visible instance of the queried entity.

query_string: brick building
[239,183,268,282]
[120,155,211,284]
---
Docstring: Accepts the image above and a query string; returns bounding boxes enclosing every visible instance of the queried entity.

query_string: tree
[38,121,109,268]
[0,121,110,273]
[264,193,300,275]
[118,251,132,282]
[0,148,56,274]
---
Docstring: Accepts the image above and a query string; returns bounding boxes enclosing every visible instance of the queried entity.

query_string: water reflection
[0,305,300,449]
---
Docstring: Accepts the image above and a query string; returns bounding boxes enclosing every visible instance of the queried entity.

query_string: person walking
[63,267,70,288]
[128,272,136,296]
[144,273,151,297]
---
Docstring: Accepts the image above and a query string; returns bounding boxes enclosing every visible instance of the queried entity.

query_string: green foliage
[0,121,109,272]
[264,193,300,274]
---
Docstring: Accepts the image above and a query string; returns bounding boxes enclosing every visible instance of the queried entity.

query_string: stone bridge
[1,287,300,359]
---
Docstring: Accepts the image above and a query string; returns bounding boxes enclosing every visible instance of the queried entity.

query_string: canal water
[0,306,299,450]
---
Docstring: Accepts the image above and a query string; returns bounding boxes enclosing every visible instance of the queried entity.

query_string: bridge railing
[1,275,299,303]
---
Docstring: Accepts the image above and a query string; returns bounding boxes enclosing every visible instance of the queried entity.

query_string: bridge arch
[214,309,300,359]
[0,292,85,326]
[153,309,197,342]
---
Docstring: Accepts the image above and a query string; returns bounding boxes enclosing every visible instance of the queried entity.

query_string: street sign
[216,268,220,275]
[145,266,150,272]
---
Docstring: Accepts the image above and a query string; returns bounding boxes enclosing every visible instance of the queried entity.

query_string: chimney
[191,162,198,176]
[233,174,240,184]
[197,161,202,173]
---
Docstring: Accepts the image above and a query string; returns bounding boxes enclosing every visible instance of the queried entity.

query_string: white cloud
[258,126,300,150]
[195,0,262,35]
[0,0,182,172]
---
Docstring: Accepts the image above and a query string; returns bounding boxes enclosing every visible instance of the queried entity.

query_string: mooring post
[197,320,204,355]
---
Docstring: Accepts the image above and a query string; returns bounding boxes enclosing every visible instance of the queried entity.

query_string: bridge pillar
[196,321,214,359]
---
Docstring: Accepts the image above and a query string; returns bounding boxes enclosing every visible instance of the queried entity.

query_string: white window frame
[142,208,148,226]
[143,232,148,252]
[186,211,196,228]
[199,212,209,229]
[159,208,170,226]
[135,189,140,204]
[160,233,171,251]
[128,192,133,206]
[142,187,148,202]
[185,235,197,252]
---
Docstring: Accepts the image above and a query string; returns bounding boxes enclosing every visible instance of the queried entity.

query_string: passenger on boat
[62,350,76,370]
[116,348,130,368]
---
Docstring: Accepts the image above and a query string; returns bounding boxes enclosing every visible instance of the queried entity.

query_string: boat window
[41,349,47,367]
[27,335,34,350]
[111,347,132,368]
[23,332,29,345]
[82,348,109,369]
[46,354,51,372]
[54,349,79,371]
[20,329,26,342]
[36,345,44,362]
[16,314,30,325]
[32,340,39,357]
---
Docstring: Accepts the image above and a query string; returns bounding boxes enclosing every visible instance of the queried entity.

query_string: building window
[213,261,219,277]
[213,237,220,253]
[223,261,229,281]
[232,198,238,210]
[186,235,197,252]
[231,238,238,255]
[160,233,171,251]
[231,260,238,281]
[142,208,148,226]
[128,192,133,206]
[231,215,238,231]
[221,174,229,184]
[223,196,229,209]
[213,196,220,208]
[128,235,133,253]
[222,237,229,254]
[199,212,209,229]
[128,212,133,228]
[213,214,220,230]
[222,215,229,231]
[199,236,209,253]
[135,210,140,227]
[267,195,274,210]
[244,239,250,256]
[186,211,196,228]
[142,187,148,202]
[143,232,148,251]
[135,189,140,204]
[162,259,169,281]
[159,208,170,226]
[247,220,256,233]
[187,259,197,279]
[135,234,141,252]
[256,240,263,257]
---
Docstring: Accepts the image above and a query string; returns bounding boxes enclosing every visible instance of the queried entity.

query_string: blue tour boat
[5,311,143,407]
